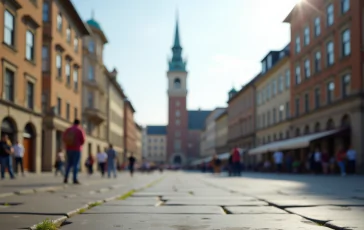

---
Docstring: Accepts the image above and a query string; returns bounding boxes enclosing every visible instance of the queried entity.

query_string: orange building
[0,0,43,172]
[41,0,90,171]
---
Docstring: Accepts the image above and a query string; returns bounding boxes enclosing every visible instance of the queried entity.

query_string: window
[174,140,181,151]
[262,61,266,73]
[304,59,311,78]
[341,0,350,14]
[175,119,180,126]
[88,66,94,80]
[42,46,49,71]
[327,4,334,26]
[272,80,277,95]
[25,30,35,61]
[66,25,71,43]
[295,98,300,116]
[285,102,290,119]
[327,81,335,103]
[73,67,79,90]
[295,36,301,53]
[279,105,284,122]
[4,10,15,46]
[175,110,180,117]
[304,93,309,113]
[174,78,181,89]
[74,107,78,119]
[43,1,49,21]
[278,75,283,92]
[267,55,272,69]
[89,41,95,53]
[304,26,310,45]
[295,65,301,84]
[66,61,71,85]
[87,92,94,107]
[326,41,334,66]
[315,88,320,109]
[272,108,276,124]
[65,103,70,120]
[342,29,351,57]
[57,97,62,115]
[342,74,351,97]
[267,84,271,98]
[42,93,47,112]
[256,91,261,105]
[26,81,34,109]
[285,70,290,88]
[74,37,79,52]
[4,69,14,102]
[314,51,321,72]
[267,111,271,126]
[56,53,62,77]
[57,13,62,32]
[314,17,321,37]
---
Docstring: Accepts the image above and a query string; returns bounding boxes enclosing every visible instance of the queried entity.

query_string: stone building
[145,126,167,164]
[134,122,142,162]
[215,110,228,155]
[41,0,90,171]
[124,100,136,163]
[0,0,44,172]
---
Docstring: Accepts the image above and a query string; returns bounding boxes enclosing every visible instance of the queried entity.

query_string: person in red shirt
[336,148,346,176]
[62,119,85,184]
[232,145,241,176]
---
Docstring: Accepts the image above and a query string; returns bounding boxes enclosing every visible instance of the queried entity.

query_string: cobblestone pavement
[59,172,364,230]
[0,172,163,229]
[0,172,363,229]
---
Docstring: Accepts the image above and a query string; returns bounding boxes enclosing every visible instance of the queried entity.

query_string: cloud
[207,54,260,87]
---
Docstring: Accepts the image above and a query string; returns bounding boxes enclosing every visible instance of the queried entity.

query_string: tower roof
[86,19,102,30]
[85,10,108,43]
[168,16,187,72]
[229,87,237,94]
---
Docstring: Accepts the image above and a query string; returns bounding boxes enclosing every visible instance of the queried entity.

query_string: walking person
[0,135,15,179]
[314,148,322,174]
[336,148,347,176]
[346,146,356,174]
[106,144,117,178]
[232,146,241,176]
[62,119,85,184]
[97,148,107,177]
[128,153,136,177]
[321,149,330,174]
[273,151,283,173]
[54,149,65,176]
[13,140,25,176]
[85,152,94,175]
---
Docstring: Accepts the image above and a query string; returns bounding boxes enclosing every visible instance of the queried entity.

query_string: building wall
[187,130,201,160]
[0,0,43,172]
[256,58,291,146]
[287,0,364,170]
[146,134,167,163]
[41,0,88,171]
[227,84,256,149]
[202,108,226,157]
[215,112,228,154]
[134,124,142,162]
[142,127,148,159]
[124,102,136,162]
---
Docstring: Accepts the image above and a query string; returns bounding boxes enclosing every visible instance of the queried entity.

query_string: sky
[72,0,300,126]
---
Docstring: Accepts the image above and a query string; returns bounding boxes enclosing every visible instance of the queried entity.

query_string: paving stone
[225,206,288,214]
[85,205,224,214]
[133,192,190,197]
[61,213,325,230]
[286,206,364,222]
[269,198,364,207]
[0,213,65,230]
[105,198,161,206]
[165,199,267,206]
[326,220,364,229]
[162,196,257,201]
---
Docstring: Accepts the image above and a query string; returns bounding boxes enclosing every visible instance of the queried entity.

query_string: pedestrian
[97,148,107,177]
[321,149,329,174]
[314,148,322,174]
[13,139,25,176]
[62,119,85,184]
[211,154,221,174]
[128,153,136,177]
[0,134,15,179]
[106,144,117,178]
[336,148,347,176]
[273,151,283,173]
[346,146,356,174]
[54,149,65,176]
[85,152,94,175]
[232,145,241,176]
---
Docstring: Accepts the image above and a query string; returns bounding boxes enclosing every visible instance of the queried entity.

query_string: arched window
[314,122,320,132]
[326,119,335,130]
[174,78,181,89]
[304,125,310,134]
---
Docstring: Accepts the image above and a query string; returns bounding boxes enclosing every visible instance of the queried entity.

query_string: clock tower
[166,18,188,165]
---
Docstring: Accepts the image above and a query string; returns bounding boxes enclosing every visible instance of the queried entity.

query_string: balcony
[83,79,105,93]
[83,106,107,123]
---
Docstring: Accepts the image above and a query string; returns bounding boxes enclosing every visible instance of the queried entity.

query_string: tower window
[174,78,181,89]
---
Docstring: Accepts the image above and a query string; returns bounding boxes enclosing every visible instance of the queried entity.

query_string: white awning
[248,129,342,155]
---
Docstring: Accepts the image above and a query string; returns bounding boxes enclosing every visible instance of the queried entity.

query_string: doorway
[1,117,17,144]
[173,155,182,165]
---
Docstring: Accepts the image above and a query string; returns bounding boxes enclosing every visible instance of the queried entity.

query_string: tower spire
[173,16,181,48]
[168,13,186,72]
[91,9,95,19]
